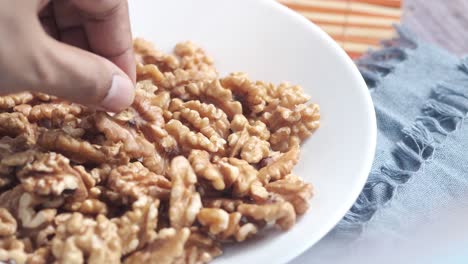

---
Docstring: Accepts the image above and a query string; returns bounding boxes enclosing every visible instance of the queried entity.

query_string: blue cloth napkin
[292,27,468,263]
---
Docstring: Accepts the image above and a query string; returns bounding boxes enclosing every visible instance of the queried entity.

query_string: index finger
[71,0,136,83]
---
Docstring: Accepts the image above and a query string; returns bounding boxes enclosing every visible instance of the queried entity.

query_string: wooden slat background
[281,0,468,58]
[279,0,402,58]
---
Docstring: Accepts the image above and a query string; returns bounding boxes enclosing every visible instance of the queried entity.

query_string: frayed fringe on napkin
[333,27,468,239]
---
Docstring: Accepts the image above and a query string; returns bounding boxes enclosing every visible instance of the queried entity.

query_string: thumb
[32,35,135,112]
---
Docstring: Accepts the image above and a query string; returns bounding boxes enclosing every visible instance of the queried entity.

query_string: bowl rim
[260,0,377,262]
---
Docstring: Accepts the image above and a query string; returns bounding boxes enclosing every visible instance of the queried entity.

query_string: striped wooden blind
[278,0,402,58]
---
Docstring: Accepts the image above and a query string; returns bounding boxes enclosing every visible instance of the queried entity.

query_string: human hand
[0,0,135,112]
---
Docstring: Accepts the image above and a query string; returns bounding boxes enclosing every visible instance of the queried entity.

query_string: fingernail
[100,75,135,112]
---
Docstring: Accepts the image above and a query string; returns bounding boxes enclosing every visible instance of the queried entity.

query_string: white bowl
[129,0,377,263]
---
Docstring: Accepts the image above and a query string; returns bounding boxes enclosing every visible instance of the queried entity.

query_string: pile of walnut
[0,39,320,264]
